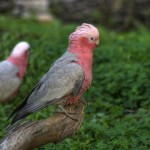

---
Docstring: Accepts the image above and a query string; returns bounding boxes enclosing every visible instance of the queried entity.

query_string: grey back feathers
[10,52,84,125]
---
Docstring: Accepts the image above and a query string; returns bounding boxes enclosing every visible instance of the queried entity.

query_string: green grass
[0,15,150,150]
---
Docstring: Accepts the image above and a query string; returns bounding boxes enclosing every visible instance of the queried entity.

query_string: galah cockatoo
[0,42,30,103]
[9,23,99,127]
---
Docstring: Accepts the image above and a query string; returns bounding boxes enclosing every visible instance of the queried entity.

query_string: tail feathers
[7,109,31,132]
[8,99,28,120]
[8,99,58,131]
[10,99,57,126]
[8,86,36,120]
[11,111,31,126]
[6,121,21,132]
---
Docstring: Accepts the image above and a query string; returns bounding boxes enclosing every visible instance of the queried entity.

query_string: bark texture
[0,101,85,150]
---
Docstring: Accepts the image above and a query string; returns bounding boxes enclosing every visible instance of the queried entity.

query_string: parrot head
[68,23,99,53]
[7,41,30,79]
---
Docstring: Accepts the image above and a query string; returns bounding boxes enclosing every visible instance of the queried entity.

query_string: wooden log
[0,101,85,150]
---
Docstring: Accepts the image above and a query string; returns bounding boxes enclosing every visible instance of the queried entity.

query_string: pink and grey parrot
[0,42,30,103]
[9,23,99,127]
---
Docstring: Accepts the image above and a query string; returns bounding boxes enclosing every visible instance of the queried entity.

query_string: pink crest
[69,23,99,41]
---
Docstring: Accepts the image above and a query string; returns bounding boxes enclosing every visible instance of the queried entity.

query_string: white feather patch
[11,41,30,57]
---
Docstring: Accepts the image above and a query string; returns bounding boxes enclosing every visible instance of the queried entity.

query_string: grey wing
[0,61,20,101]
[25,63,83,112]
[10,52,84,124]
[30,63,83,102]
[0,61,19,76]
[28,52,83,103]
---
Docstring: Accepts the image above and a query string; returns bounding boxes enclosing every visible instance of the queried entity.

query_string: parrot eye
[89,36,95,42]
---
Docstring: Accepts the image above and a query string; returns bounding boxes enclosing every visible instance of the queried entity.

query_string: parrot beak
[24,49,29,57]
[96,39,99,46]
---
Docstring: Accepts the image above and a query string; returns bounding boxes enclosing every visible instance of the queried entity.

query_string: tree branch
[0,101,85,150]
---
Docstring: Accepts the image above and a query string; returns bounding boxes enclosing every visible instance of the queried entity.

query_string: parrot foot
[57,105,79,121]
[80,97,88,105]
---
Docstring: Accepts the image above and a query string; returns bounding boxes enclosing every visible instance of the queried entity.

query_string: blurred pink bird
[9,23,99,127]
[0,42,30,103]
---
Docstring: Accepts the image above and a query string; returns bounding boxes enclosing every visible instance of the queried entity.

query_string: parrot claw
[57,105,79,121]
[80,97,88,105]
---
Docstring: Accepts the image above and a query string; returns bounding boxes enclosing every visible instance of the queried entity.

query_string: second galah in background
[0,42,30,103]
[9,23,99,127]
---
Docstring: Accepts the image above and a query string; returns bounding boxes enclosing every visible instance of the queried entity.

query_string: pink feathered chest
[65,54,93,104]
[81,65,92,92]
[78,53,93,91]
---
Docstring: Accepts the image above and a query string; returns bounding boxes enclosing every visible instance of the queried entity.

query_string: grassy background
[0,15,150,150]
